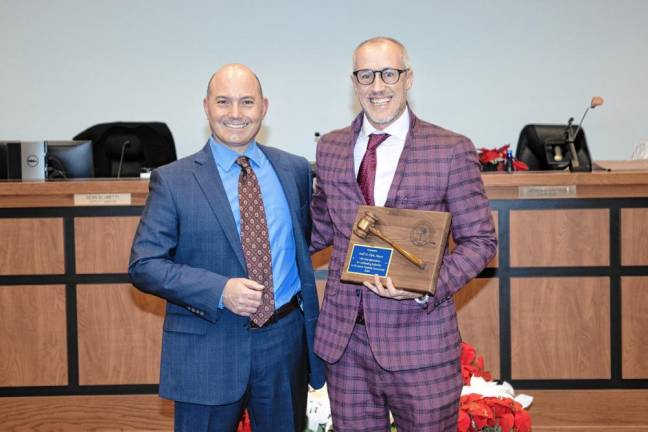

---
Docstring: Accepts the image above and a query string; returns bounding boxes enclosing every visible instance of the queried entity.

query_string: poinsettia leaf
[514,409,532,432]
[457,410,471,432]
[499,413,515,432]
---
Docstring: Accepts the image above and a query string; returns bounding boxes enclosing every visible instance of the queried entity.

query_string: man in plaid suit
[311,37,497,431]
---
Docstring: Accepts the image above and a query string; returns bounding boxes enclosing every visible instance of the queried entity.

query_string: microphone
[565,96,604,170]
[116,139,131,179]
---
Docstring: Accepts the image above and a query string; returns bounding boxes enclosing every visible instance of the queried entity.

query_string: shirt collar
[361,107,410,141]
[208,136,264,172]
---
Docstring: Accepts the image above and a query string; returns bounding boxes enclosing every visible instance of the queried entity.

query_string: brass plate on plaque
[341,205,451,294]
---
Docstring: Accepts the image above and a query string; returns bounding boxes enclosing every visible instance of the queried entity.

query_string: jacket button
[355,288,361,296]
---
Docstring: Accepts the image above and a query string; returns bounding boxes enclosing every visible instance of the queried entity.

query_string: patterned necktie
[357,133,390,206]
[236,156,275,327]
[356,133,389,319]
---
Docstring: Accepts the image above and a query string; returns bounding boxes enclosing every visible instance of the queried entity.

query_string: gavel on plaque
[353,212,427,270]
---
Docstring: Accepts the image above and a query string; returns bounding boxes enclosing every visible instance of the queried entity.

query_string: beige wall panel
[621,208,648,265]
[510,277,610,379]
[0,285,67,386]
[0,218,64,275]
[455,278,500,378]
[509,209,609,267]
[75,216,140,274]
[77,284,165,385]
[622,277,648,378]
[0,395,173,431]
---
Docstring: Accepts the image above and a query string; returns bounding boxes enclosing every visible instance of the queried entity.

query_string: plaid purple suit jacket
[311,110,497,371]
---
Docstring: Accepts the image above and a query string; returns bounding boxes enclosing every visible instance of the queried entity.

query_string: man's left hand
[363,275,421,300]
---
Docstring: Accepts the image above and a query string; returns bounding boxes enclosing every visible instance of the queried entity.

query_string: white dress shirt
[354,109,428,303]
[354,108,410,207]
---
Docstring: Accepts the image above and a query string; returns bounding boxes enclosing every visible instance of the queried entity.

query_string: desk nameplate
[74,193,132,206]
[518,185,577,198]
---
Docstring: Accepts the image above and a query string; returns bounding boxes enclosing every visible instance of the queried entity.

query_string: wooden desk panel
[77,284,164,385]
[455,278,500,378]
[509,209,609,267]
[510,277,611,379]
[621,208,648,266]
[75,216,141,274]
[0,218,64,275]
[0,285,67,386]
[622,277,648,379]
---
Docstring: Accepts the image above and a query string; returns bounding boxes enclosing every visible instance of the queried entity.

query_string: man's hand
[222,278,264,316]
[363,275,421,300]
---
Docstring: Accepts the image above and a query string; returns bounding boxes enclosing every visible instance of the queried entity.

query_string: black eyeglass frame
[352,68,410,85]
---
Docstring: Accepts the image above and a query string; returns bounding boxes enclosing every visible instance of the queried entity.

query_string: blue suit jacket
[129,143,325,405]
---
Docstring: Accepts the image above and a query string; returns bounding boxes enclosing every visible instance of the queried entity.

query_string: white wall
[1,0,647,161]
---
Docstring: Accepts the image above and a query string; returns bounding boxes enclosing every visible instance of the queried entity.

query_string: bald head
[206,64,263,98]
[203,63,269,153]
[352,36,411,70]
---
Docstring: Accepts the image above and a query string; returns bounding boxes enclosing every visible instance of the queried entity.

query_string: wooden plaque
[341,206,451,294]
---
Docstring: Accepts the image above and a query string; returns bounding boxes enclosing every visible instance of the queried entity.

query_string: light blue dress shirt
[209,136,301,309]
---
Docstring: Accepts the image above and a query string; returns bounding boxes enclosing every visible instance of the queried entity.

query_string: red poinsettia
[477,144,528,171]
[460,342,492,385]
[458,342,532,432]
[458,395,531,432]
[237,410,251,432]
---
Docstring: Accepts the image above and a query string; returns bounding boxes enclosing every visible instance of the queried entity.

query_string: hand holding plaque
[342,206,451,294]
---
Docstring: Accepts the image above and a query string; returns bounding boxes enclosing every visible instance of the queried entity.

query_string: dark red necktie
[357,133,390,205]
[236,156,275,327]
[356,133,389,319]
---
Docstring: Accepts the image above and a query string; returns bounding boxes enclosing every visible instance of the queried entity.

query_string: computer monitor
[0,142,13,179]
[46,140,94,178]
[0,141,47,180]
[515,124,592,171]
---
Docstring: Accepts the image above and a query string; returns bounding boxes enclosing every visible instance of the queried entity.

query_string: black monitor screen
[0,142,9,179]
[46,140,94,178]
[515,124,592,171]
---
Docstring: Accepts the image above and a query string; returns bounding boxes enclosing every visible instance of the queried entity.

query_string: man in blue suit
[129,63,324,432]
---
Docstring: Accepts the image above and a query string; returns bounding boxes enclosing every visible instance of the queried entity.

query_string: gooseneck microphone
[565,96,604,170]
[116,139,131,179]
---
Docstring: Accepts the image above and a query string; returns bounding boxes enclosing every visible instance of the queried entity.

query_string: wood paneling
[75,217,140,274]
[0,395,173,431]
[509,209,609,267]
[77,284,165,385]
[510,277,610,379]
[2,390,648,431]
[0,218,64,275]
[526,389,648,431]
[622,277,648,378]
[0,179,149,208]
[455,278,500,378]
[621,208,648,265]
[0,285,67,386]
[311,246,332,270]
[482,168,648,199]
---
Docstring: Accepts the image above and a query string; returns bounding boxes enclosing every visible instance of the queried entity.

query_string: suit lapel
[347,113,366,204]
[192,144,246,270]
[260,145,309,278]
[384,111,418,207]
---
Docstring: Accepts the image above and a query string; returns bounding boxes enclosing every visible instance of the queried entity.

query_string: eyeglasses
[353,68,409,85]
